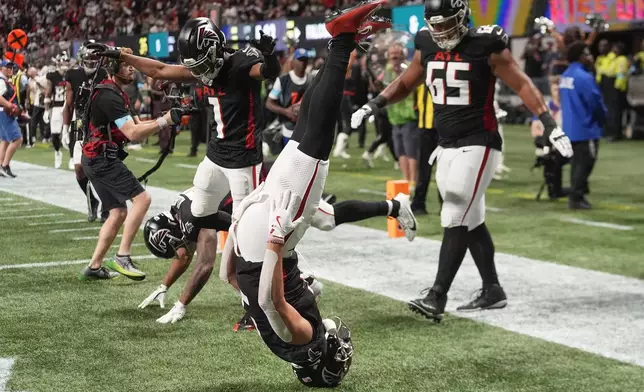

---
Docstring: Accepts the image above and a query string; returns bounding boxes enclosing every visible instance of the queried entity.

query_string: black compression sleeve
[260,53,281,80]
[192,211,232,232]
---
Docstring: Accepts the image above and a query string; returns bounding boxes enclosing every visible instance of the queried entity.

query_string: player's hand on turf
[549,127,573,158]
[43,109,50,124]
[250,30,276,56]
[351,103,376,129]
[138,284,167,309]
[156,301,186,324]
[267,190,301,245]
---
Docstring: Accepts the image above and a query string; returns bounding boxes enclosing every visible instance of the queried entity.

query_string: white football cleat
[68,158,74,170]
[393,193,417,242]
[333,133,351,159]
[54,151,63,169]
[361,151,374,168]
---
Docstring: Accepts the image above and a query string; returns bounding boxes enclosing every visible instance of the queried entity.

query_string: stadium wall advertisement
[547,0,644,30]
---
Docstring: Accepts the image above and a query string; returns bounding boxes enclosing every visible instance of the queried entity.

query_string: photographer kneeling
[80,46,186,281]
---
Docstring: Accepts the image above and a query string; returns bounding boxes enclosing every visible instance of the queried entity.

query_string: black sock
[52,134,61,151]
[467,223,499,288]
[333,200,389,226]
[432,226,469,294]
[390,199,401,218]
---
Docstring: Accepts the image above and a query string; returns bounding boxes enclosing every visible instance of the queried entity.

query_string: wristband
[156,116,168,129]
[538,112,557,130]
[370,95,387,109]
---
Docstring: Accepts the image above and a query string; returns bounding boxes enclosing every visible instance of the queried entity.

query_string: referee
[411,83,439,215]
[79,46,186,281]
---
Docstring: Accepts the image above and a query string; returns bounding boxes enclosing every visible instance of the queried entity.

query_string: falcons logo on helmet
[197,25,220,50]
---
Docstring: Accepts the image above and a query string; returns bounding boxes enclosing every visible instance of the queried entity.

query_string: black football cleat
[2,165,16,178]
[325,0,386,37]
[408,289,447,323]
[233,311,256,332]
[456,284,507,312]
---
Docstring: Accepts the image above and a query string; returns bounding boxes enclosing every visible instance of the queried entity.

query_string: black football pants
[412,128,440,212]
[570,139,599,202]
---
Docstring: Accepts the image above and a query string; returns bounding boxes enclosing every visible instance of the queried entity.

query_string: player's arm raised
[96,47,196,82]
[259,191,313,345]
[490,48,572,158]
[351,50,425,129]
[248,31,281,81]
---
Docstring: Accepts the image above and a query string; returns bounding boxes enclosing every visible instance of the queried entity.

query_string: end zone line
[0,254,155,270]
[73,234,122,241]
[135,157,157,163]
[0,213,63,221]
[0,198,15,202]
[560,217,634,231]
[0,202,32,207]
[176,163,199,169]
[3,207,53,214]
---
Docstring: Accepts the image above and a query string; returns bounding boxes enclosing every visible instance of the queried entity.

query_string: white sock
[386,200,393,216]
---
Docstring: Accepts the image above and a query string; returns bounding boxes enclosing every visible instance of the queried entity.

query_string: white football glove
[267,190,301,244]
[549,127,573,158]
[138,284,167,309]
[156,301,186,324]
[43,110,50,124]
[351,103,376,129]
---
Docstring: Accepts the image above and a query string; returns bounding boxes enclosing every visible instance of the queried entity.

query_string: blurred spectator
[383,44,418,186]
[523,34,548,94]
[604,42,629,142]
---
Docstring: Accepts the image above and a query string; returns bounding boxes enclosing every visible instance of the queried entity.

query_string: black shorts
[236,253,326,366]
[81,155,145,213]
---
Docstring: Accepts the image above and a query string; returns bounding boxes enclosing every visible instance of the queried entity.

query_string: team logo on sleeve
[197,26,221,50]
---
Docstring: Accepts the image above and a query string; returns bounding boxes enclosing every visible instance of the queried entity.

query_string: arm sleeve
[268,77,282,100]
[258,248,293,343]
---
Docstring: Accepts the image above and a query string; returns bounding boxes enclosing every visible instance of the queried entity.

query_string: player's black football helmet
[178,18,227,85]
[424,0,470,51]
[77,41,100,74]
[292,317,354,388]
[143,213,185,259]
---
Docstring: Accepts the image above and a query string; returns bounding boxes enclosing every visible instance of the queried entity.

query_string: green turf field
[2,125,644,391]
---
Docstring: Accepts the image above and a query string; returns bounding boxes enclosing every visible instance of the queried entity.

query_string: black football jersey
[46,72,66,107]
[236,253,327,367]
[205,47,264,169]
[415,26,508,151]
[64,67,108,116]
[170,189,231,244]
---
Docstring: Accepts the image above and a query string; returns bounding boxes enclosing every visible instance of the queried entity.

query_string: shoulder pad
[414,29,435,51]
[472,25,509,54]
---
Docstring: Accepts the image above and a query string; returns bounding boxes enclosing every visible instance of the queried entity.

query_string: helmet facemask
[321,317,354,386]
[180,42,225,85]
[425,8,468,51]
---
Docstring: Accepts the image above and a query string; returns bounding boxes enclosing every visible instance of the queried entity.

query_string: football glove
[267,190,301,245]
[43,109,50,124]
[351,103,376,129]
[250,30,276,56]
[138,284,167,309]
[549,127,573,158]
[156,301,186,324]
[61,124,70,147]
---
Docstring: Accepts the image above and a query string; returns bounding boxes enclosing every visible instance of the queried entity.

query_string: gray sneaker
[79,266,119,281]
[104,255,146,281]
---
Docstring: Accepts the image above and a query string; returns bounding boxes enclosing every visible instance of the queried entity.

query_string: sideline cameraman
[79,46,187,281]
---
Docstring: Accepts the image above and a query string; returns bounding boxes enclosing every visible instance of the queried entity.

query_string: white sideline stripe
[111,243,144,248]
[176,163,199,169]
[486,206,504,212]
[0,357,15,392]
[561,217,634,231]
[0,213,63,221]
[0,198,15,201]
[135,157,157,163]
[0,202,32,207]
[28,219,86,226]
[358,188,387,197]
[73,235,122,241]
[50,226,99,233]
[0,255,155,271]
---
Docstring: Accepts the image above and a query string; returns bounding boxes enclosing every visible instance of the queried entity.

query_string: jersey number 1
[426,61,471,106]
[207,97,225,139]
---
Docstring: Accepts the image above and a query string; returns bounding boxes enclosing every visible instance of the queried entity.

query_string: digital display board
[548,0,644,28]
